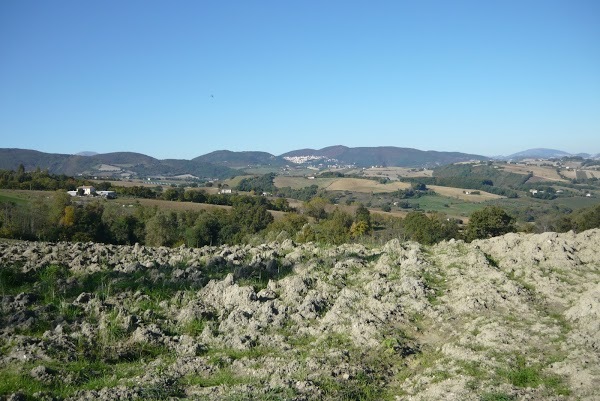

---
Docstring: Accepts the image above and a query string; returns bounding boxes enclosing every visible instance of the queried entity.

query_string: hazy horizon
[4,144,597,161]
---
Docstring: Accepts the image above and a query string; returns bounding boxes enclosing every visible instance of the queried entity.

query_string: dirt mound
[1,230,599,400]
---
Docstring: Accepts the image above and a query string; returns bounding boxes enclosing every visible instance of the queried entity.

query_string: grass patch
[180,318,208,337]
[0,359,147,399]
[0,366,47,397]
[421,269,446,305]
[0,191,29,205]
[480,392,516,401]
[483,253,499,268]
[317,370,386,401]
[497,355,570,395]
[0,264,28,296]
[183,368,254,388]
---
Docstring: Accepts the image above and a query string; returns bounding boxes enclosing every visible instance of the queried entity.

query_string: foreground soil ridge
[1,229,599,400]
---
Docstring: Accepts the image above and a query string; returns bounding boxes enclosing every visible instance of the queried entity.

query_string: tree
[318,208,353,244]
[411,182,427,191]
[350,220,370,238]
[303,197,329,221]
[185,212,222,247]
[354,203,372,234]
[402,212,435,244]
[572,204,600,232]
[266,212,308,239]
[163,187,184,201]
[465,206,515,241]
[145,212,179,246]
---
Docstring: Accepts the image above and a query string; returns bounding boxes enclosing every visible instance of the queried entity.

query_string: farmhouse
[98,190,117,199]
[67,186,116,199]
[79,186,96,195]
[219,188,233,194]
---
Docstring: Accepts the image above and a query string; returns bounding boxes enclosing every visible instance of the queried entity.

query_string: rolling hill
[281,145,487,167]
[193,150,287,168]
[504,148,572,160]
[0,149,238,180]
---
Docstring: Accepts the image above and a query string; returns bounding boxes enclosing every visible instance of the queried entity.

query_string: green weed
[480,392,516,401]
[183,368,253,387]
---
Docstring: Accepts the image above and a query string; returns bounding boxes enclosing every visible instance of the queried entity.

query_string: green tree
[355,203,371,225]
[411,182,427,191]
[145,211,179,246]
[317,208,353,244]
[266,212,308,239]
[572,204,600,232]
[401,212,459,245]
[465,206,515,241]
[163,187,184,201]
[352,203,372,237]
[303,197,329,221]
[185,212,222,247]
[350,220,370,238]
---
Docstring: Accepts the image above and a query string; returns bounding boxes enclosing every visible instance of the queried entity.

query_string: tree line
[1,188,599,248]
[0,166,88,191]
[2,168,599,248]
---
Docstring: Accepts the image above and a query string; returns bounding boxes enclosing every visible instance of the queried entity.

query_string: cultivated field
[0,189,55,203]
[132,198,232,212]
[4,230,598,399]
[220,175,254,188]
[92,179,160,188]
[361,167,433,180]
[560,169,600,180]
[274,176,411,193]
[128,198,287,220]
[428,185,505,202]
[97,164,121,171]
[500,164,566,182]
[274,176,336,189]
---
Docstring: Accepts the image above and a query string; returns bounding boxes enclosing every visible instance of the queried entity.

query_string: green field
[240,166,281,175]
[552,196,600,209]
[397,194,490,217]
[0,193,27,205]
[0,190,48,205]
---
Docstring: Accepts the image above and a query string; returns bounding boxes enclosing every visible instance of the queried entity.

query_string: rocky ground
[1,230,599,400]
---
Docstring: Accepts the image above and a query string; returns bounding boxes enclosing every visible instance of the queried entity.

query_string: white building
[79,186,96,195]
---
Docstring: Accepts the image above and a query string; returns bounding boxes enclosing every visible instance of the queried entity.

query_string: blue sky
[1,0,598,159]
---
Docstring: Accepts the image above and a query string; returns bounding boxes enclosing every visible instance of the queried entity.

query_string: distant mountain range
[280,145,486,167]
[1,146,597,179]
[193,150,287,168]
[0,149,239,180]
[501,148,598,160]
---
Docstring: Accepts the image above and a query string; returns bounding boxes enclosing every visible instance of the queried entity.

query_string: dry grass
[130,198,287,220]
[220,175,255,188]
[325,178,411,193]
[91,180,159,188]
[585,170,600,179]
[501,164,566,182]
[560,170,577,179]
[560,169,600,180]
[126,198,232,212]
[362,167,434,180]
[274,176,335,189]
[274,176,411,193]
[428,185,504,202]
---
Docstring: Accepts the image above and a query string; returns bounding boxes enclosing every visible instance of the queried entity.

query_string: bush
[465,206,515,241]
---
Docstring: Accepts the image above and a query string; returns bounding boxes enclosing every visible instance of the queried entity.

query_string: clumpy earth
[1,230,599,400]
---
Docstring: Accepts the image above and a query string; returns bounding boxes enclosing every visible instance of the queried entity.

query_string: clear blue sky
[1,0,599,159]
